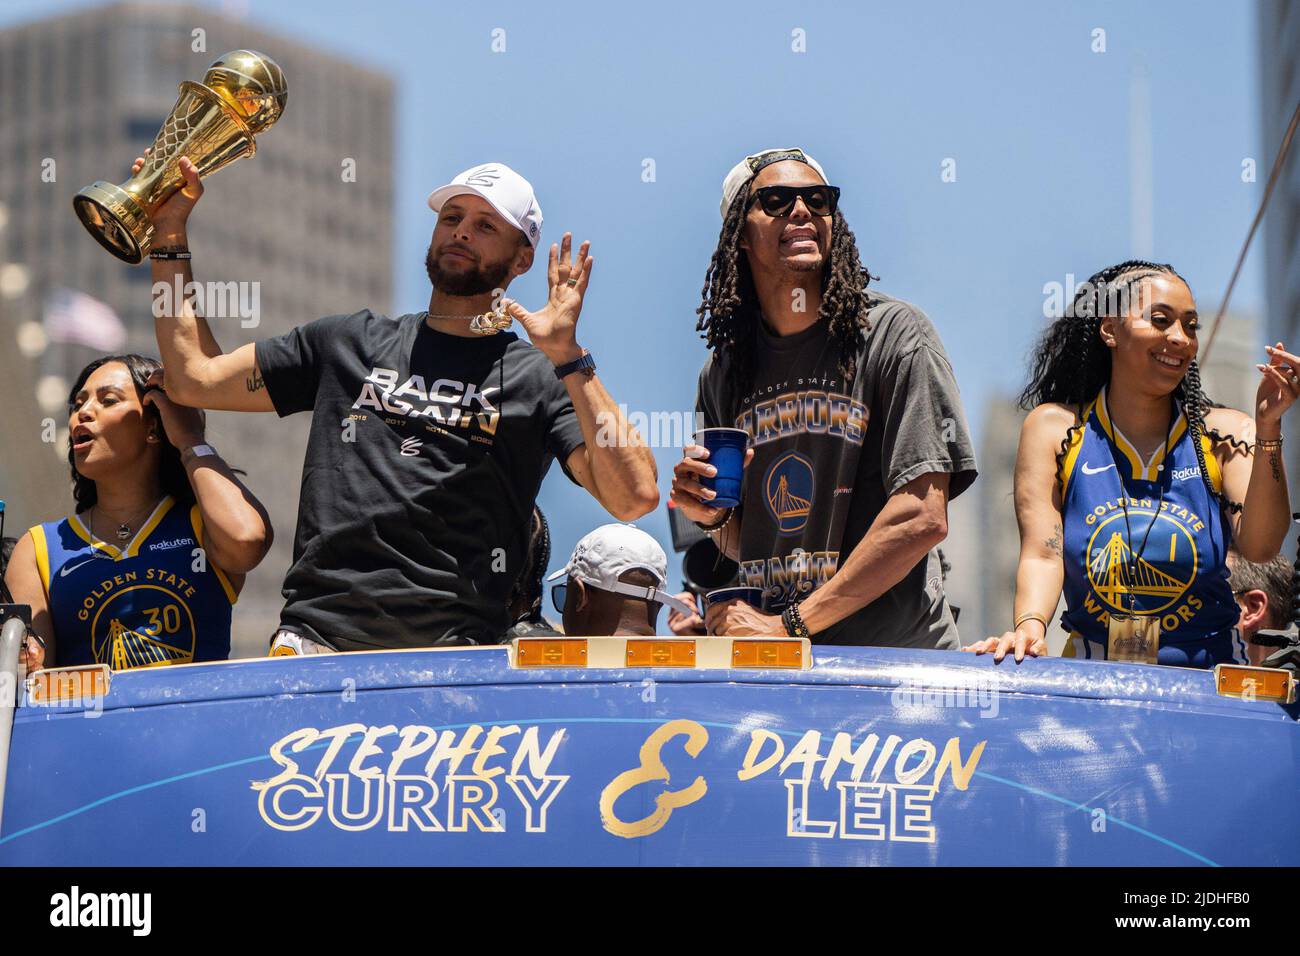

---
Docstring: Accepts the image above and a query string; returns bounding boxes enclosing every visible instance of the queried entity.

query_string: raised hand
[131,148,203,239]
[141,368,206,446]
[1255,342,1300,426]
[503,232,591,364]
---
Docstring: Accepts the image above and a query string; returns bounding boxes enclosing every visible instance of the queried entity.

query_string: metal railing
[0,612,26,836]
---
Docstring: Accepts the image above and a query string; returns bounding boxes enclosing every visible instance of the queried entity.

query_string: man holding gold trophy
[93,52,658,653]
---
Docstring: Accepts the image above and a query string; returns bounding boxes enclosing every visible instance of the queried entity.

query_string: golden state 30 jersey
[30,495,236,669]
[1057,390,1244,667]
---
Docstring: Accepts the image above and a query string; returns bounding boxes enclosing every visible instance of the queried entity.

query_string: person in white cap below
[129,149,658,652]
[670,147,977,649]
[548,525,696,637]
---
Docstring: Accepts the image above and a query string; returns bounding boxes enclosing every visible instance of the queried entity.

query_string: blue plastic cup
[704,587,766,611]
[703,586,767,635]
[694,427,749,509]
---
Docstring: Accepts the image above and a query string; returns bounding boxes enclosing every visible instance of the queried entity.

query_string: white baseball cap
[547,524,694,617]
[719,147,827,218]
[427,162,544,247]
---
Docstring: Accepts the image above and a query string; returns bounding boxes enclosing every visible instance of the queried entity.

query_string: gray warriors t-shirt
[695,291,977,648]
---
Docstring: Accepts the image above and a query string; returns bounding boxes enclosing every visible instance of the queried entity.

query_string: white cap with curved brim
[719,147,827,218]
[547,524,695,617]
[427,162,543,247]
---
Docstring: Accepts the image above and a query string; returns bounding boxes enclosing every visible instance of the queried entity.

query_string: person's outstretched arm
[506,234,659,521]
[133,151,273,412]
[965,404,1073,662]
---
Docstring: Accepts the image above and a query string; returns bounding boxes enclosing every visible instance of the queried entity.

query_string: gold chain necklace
[89,499,159,544]
[426,308,513,336]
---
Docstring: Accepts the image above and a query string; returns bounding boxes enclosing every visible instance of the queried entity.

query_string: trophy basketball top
[203,50,288,135]
[72,48,287,264]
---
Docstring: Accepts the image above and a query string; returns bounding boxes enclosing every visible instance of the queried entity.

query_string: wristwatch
[782,601,810,638]
[554,350,596,380]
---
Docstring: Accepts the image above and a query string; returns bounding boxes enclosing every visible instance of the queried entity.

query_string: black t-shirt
[255,310,585,650]
[696,292,977,648]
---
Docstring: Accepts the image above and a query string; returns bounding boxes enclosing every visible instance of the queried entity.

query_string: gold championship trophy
[73,50,287,264]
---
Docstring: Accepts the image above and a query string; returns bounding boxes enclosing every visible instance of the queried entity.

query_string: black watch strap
[554,351,596,380]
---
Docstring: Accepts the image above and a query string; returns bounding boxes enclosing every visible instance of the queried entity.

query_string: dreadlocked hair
[695,180,875,415]
[1020,259,1245,516]
[509,506,551,625]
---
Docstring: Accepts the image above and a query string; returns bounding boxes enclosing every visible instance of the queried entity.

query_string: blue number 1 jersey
[1057,389,1245,667]
[29,495,236,669]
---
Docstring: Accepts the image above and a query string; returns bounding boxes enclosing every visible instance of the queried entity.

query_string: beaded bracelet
[696,507,735,534]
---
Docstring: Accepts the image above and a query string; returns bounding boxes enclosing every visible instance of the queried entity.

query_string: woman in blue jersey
[966,260,1296,668]
[5,354,272,670]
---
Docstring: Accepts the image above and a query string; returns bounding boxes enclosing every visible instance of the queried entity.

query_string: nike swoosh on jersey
[1080,462,1116,475]
[59,553,110,577]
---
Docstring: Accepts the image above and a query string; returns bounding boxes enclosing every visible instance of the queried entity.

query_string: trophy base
[73,182,153,265]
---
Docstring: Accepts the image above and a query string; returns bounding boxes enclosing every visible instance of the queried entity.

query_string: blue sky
[1,0,1271,593]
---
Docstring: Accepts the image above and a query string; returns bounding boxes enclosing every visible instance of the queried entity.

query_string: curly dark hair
[1021,260,1247,515]
[67,354,194,514]
[695,178,876,414]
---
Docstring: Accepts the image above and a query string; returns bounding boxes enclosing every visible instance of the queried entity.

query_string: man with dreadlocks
[966,260,1298,667]
[671,148,977,648]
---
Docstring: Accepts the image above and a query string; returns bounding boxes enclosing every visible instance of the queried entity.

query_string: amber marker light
[625,639,697,667]
[26,664,110,705]
[515,638,589,668]
[731,639,806,669]
[1213,664,1296,704]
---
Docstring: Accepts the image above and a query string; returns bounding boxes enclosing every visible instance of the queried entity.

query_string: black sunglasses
[550,582,568,614]
[749,184,840,218]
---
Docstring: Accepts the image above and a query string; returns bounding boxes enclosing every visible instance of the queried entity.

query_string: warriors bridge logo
[764,452,814,535]
[79,571,199,667]
[1083,497,1206,632]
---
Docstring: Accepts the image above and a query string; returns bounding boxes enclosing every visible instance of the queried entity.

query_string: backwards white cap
[427,162,544,247]
[547,524,694,617]
[719,147,827,218]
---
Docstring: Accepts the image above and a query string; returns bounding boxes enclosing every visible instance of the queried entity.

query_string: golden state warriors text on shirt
[732,377,867,611]
[32,496,235,669]
[1059,391,1239,660]
[694,295,977,649]
[735,386,868,448]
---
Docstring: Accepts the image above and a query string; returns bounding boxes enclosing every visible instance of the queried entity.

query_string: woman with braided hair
[966,260,1298,667]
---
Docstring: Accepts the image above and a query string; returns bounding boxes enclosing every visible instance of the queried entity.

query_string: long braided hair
[695,179,875,415]
[1021,260,1247,516]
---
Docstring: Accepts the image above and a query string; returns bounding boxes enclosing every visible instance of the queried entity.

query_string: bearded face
[426,195,531,298]
[425,240,513,296]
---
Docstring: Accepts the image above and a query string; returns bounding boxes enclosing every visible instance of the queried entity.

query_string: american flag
[43,288,127,352]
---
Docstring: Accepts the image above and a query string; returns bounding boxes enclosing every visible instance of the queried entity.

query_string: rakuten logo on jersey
[352,367,501,435]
